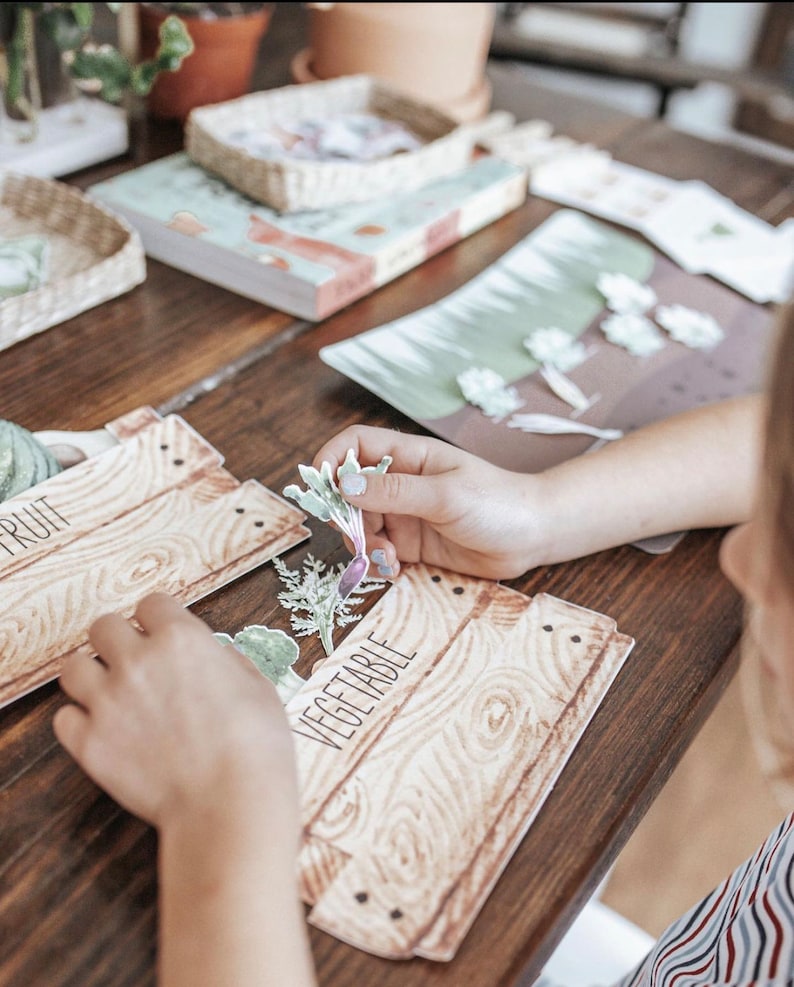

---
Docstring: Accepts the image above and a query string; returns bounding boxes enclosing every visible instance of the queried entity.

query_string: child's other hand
[54,593,298,831]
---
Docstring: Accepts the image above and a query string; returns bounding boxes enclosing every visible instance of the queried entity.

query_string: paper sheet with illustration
[530,160,794,304]
[320,209,774,476]
[288,562,634,961]
[0,406,310,707]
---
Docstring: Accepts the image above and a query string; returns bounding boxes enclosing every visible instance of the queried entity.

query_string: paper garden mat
[287,562,634,961]
[320,209,774,475]
[0,405,310,707]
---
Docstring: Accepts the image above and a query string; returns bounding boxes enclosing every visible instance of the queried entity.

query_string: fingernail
[371,548,387,565]
[378,564,394,577]
[341,473,367,496]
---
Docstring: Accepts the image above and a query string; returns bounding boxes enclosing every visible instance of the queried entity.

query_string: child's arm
[314,393,763,579]
[53,593,316,987]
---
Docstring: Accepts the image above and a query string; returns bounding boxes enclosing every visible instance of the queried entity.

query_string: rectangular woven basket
[184,74,475,213]
[0,172,146,353]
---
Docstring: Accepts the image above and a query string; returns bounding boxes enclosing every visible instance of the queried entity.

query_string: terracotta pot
[300,2,495,122]
[137,3,273,121]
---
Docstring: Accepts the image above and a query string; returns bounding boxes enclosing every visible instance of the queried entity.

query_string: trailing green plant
[0,2,193,121]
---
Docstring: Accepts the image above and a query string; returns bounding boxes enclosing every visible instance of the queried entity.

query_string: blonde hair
[740,298,794,810]
[762,299,794,595]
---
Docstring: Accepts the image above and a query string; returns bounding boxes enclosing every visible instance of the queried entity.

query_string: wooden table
[2,59,793,987]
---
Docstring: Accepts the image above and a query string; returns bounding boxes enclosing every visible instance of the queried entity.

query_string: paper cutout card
[0,406,310,707]
[287,562,634,961]
[530,160,794,304]
[320,209,773,477]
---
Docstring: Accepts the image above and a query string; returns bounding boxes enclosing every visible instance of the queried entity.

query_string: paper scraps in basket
[0,234,49,299]
[224,113,424,163]
[0,405,310,707]
[289,562,634,961]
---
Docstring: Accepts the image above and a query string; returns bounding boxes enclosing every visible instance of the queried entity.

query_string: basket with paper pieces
[0,171,145,354]
[184,74,475,213]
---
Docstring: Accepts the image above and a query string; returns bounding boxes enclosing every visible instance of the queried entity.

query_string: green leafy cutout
[214,624,305,703]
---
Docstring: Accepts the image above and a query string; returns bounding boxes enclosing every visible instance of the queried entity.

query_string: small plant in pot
[137,2,275,121]
[0,2,194,141]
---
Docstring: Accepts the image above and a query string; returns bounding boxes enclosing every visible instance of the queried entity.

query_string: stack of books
[88,149,528,322]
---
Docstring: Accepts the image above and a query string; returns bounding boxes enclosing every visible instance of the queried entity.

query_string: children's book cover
[88,152,528,321]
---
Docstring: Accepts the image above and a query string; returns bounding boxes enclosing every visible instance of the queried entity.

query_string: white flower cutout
[655,304,725,350]
[596,271,657,315]
[600,313,665,357]
[457,367,523,421]
[524,327,587,372]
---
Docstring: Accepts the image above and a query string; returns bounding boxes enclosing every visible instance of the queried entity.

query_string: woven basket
[0,172,146,354]
[184,74,475,213]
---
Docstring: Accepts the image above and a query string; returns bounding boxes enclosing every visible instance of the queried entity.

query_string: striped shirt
[614,812,794,986]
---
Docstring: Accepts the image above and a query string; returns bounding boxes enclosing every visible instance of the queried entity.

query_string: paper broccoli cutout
[214,625,305,703]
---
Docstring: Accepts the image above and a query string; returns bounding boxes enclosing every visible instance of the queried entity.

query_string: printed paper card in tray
[185,74,476,213]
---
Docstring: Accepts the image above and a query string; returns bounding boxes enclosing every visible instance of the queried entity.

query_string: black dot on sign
[160,444,168,450]
[453,586,464,595]
[390,909,403,920]
[173,458,184,466]
[355,892,368,904]
[236,507,245,514]
[543,624,553,632]
[254,520,264,527]
[571,635,581,643]
[432,575,441,583]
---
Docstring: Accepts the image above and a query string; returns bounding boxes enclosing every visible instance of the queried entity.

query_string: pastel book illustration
[87,151,527,321]
[287,562,634,961]
[0,406,310,707]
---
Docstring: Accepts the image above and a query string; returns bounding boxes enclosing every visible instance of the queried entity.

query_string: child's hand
[54,593,298,831]
[313,425,542,580]
[315,398,762,581]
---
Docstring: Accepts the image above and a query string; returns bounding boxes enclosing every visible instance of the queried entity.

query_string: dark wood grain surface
[2,35,793,987]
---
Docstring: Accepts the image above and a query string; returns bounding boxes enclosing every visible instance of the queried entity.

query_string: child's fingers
[340,470,449,523]
[134,592,191,633]
[367,537,400,579]
[59,652,107,707]
[89,611,141,665]
[52,702,90,761]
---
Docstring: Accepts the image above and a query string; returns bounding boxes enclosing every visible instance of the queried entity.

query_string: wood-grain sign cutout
[0,406,310,707]
[287,563,634,961]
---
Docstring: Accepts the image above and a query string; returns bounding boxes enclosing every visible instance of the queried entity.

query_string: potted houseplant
[137,2,275,121]
[293,3,496,123]
[0,2,194,141]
